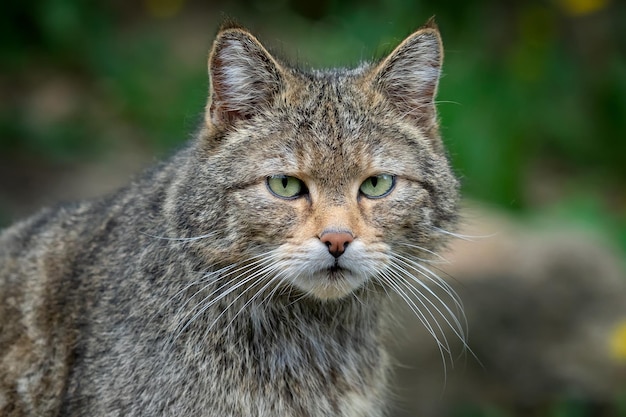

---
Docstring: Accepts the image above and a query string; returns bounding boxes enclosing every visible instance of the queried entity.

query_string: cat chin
[290,269,369,301]
[276,239,387,300]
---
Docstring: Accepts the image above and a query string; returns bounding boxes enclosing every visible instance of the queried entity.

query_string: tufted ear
[372,20,443,124]
[206,26,285,129]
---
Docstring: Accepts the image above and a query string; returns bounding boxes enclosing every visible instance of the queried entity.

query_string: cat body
[0,21,458,416]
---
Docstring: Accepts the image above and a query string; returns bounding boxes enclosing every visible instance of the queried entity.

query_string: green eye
[267,175,306,199]
[359,174,395,198]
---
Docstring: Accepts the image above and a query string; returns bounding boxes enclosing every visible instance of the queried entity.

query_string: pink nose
[320,231,354,258]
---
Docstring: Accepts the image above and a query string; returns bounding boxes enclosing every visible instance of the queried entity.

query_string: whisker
[149,251,277,335]
[416,266,466,327]
[221,268,288,335]
[393,253,465,314]
[379,268,448,350]
[169,252,282,344]
[395,242,451,264]
[170,254,274,324]
[385,264,455,356]
[168,272,257,345]
[203,261,292,337]
[391,256,467,344]
[147,263,238,325]
[391,254,482,367]
[258,269,288,313]
[434,99,462,106]
[430,227,496,241]
[377,269,450,377]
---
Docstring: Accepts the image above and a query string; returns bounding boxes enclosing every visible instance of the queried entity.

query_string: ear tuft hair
[422,16,439,30]
[218,19,245,32]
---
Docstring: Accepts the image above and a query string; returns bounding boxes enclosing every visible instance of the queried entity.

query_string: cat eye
[359,174,396,198]
[267,175,307,199]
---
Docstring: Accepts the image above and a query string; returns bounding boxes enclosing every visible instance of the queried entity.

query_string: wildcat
[0,19,462,416]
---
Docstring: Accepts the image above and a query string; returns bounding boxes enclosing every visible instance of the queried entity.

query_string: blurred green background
[0,0,625,416]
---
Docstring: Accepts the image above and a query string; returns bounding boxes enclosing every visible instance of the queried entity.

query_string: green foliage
[2,0,624,245]
[3,0,624,210]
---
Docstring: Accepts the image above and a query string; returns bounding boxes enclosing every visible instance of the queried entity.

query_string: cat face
[179,23,458,301]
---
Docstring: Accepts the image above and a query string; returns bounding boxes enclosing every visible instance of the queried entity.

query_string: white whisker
[170,254,274,323]
[395,242,451,264]
[377,269,450,377]
[221,268,288,334]
[168,251,282,344]
[148,263,238,325]
[386,264,455,356]
[391,257,467,345]
[431,227,496,241]
[393,253,465,314]
[391,253,482,367]
[215,267,290,335]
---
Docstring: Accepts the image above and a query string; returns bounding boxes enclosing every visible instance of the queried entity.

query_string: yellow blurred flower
[144,0,185,19]
[556,0,610,16]
[610,320,626,362]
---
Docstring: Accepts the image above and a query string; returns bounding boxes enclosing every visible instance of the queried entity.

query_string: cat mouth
[326,263,349,277]
[291,262,364,300]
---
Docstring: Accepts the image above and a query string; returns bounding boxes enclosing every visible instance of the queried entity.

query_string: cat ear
[371,21,443,123]
[207,26,285,128]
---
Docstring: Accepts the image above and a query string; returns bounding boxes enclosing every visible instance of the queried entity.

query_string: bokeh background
[1,0,625,416]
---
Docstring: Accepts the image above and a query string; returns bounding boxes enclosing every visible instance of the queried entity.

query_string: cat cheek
[237,196,308,241]
[358,198,402,228]
[360,199,425,242]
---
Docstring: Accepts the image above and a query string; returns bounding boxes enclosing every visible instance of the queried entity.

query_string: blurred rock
[390,202,626,417]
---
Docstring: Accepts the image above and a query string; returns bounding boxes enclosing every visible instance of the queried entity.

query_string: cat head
[174,21,459,301]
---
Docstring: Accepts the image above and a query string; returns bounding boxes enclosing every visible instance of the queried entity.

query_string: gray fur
[0,21,459,416]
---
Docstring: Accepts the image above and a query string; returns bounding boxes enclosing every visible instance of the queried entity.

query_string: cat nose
[319,231,354,258]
